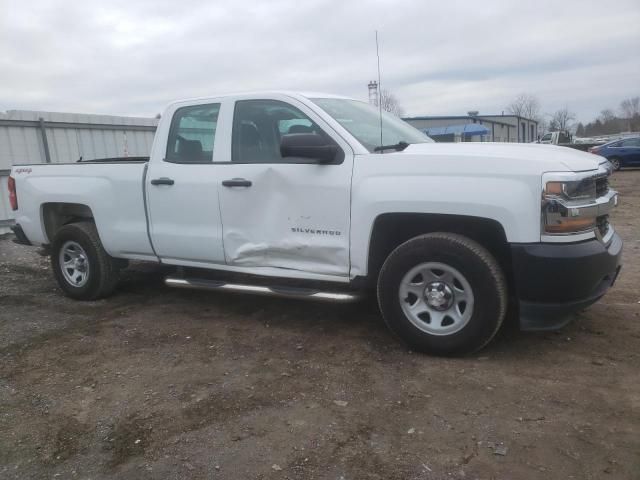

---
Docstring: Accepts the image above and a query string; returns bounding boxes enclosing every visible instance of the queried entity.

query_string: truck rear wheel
[377,233,507,356]
[51,221,120,300]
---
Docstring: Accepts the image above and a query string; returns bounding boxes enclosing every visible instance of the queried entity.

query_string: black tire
[377,233,507,356]
[608,157,621,171]
[51,221,120,300]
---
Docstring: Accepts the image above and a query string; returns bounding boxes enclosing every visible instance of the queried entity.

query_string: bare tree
[376,89,404,117]
[596,108,623,134]
[537,118,549,135]
[620,96,640,118]
[599,109,616,123]
[549,107,576,132]
[619,96,640,130]
[506,93,541,120]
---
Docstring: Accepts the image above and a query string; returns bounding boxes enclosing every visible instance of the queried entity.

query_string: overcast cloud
[1,0,638,122]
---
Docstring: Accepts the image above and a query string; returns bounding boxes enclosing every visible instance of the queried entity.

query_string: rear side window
[166,103,220,163]
[620,138,640,147]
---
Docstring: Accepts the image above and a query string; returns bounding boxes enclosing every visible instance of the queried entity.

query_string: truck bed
[14,156,149,166]
[11,161,155,261]
[77,156,149,163]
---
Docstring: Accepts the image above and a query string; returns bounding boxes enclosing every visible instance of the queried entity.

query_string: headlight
[542,177,597,235]
[541,166,617,240]
[545,178,596,202]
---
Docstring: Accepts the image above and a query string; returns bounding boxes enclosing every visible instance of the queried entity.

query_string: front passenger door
[216,98,352,277]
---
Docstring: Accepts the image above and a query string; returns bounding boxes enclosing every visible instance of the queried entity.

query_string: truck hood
[398,142,601,173]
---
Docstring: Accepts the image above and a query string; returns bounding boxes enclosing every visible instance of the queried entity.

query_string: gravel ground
[1,170,638,480]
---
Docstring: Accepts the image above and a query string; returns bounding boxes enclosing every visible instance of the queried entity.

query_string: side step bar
[164,277,363,303]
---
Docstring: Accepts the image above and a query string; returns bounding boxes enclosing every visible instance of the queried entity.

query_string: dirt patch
[104,414,152,468]
[0,171,639,479]
[48,416,90,464]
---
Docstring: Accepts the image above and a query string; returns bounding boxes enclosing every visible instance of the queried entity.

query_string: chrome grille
[595,175,609,197]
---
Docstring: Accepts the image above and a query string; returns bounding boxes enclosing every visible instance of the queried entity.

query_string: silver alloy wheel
[610,158,620,170]
[59,240,90,287]
[399,262,474,336]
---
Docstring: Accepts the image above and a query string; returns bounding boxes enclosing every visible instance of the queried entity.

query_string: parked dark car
[589,136,640,170]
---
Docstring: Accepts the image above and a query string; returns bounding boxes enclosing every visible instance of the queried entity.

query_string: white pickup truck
[8,92,622,355]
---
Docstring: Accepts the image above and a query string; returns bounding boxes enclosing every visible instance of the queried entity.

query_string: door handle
[150,177,175,186]
[222,178,252,187]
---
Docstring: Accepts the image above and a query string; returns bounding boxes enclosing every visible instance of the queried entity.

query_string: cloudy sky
[1,0,638,123]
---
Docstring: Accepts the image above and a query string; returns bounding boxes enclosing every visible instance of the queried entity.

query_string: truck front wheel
[377,233,507,355]
[51,221,120,300]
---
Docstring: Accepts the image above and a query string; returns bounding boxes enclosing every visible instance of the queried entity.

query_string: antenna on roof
[375,30,383,151]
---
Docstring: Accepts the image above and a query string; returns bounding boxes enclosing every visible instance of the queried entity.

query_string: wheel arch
[366,213,512,288]
[41,202,95,243]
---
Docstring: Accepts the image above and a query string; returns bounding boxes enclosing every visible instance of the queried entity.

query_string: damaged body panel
[218,162,352,276]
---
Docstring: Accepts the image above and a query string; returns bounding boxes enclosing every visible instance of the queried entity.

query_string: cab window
[231,99,341,164]
[166,103,220,164]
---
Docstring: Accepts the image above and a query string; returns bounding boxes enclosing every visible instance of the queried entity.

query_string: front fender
[350,174,540,277]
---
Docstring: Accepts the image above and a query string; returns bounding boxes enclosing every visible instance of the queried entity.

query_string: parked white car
[538,131,572,144]
[8,92,623,355]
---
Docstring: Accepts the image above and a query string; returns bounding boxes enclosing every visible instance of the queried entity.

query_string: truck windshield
[311,98,433,153]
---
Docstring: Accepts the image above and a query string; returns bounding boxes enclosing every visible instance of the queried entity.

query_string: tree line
[377,89,639,139]
[506,93,639,137]
[576,97,640,137]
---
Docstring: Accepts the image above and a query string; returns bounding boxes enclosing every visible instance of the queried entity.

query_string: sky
[1,0,639,124]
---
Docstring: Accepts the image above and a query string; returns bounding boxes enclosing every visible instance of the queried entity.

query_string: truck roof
[165,91,354,108]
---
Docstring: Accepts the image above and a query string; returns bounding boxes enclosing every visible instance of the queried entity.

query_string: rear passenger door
[146,101,227,265]
[216,97,353,277]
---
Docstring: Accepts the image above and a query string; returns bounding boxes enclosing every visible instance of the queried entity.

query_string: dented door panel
[218,163,351,276]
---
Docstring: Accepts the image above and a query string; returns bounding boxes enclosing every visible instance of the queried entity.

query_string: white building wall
[0,110,157,170]
[0,109,158,233]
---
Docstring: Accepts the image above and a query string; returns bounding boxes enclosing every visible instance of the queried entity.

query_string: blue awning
[423,123,490,137]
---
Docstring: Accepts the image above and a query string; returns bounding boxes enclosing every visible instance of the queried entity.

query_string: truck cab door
[146,101,228,265]
[216,97,353,277]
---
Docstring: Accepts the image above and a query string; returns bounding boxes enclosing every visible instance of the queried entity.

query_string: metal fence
[0,110,157,233]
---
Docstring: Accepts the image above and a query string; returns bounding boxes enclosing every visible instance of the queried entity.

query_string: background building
[0,110,157,233]
[403,113,538,143]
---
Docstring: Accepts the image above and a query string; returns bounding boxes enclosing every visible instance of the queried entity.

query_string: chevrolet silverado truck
[8,92,623,355]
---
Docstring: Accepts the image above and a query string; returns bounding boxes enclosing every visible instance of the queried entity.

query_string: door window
[620,138,640,147]
[166,103,220,164]
[231,99,340,164]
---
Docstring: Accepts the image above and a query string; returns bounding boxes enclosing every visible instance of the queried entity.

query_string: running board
[164,277,363,303]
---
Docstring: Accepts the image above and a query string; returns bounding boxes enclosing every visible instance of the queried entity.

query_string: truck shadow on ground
[112,263,564,360]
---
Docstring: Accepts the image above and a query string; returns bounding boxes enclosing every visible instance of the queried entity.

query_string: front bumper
[511,232,622,331]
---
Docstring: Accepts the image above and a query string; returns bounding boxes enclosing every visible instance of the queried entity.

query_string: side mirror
[280,133,338,163]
